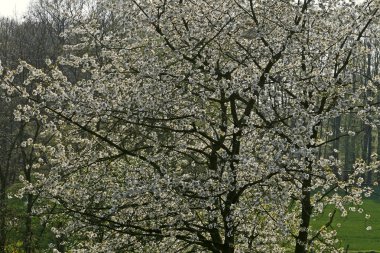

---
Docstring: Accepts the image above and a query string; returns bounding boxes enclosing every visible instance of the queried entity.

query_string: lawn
[5,184,380,252]
[312,196,380,252]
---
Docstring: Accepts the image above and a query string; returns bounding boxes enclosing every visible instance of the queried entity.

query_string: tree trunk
[294,177,312,253]
[344,115,353,181]
[363,43,373,185]
[24,193,34,253]
[332,116,341,177]
[0,183,7,253]
[362,124,372,185]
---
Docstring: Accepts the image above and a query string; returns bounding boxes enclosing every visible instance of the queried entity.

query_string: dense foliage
[2,0,380,252]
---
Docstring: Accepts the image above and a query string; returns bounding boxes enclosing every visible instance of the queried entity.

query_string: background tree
[0,2,65,250]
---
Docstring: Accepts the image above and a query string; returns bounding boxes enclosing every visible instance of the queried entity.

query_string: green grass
[312,198,380,252]
[5,183,55,252]
[5,184,380,252]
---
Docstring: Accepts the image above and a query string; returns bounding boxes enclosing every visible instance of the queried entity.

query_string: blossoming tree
[2,0,380,252]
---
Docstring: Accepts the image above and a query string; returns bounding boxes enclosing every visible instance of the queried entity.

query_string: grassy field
[312,195,380,252]
[5,184,380,252]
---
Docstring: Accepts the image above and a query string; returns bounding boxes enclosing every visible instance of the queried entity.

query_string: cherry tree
[2,0,380,252]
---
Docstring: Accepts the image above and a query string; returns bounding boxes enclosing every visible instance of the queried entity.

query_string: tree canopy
[2,0,380,252]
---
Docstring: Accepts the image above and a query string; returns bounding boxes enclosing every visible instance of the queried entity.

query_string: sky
[0,0,32,19]
[0,0,368,19]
